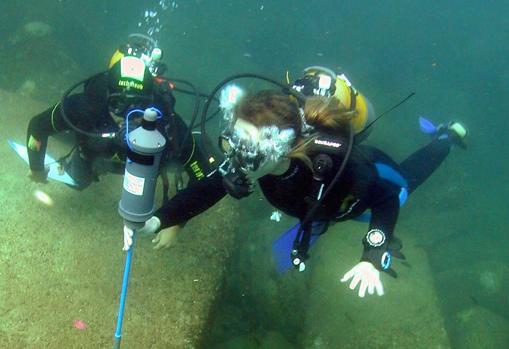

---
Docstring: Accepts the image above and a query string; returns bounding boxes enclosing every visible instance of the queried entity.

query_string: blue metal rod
[113,230,136,349]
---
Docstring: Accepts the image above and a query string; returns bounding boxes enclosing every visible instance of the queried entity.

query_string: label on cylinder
[123,169,145,196]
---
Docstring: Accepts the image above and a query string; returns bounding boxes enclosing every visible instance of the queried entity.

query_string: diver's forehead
[233,118,260,141]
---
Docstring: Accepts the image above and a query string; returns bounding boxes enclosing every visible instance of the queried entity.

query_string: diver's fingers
[341,268,355,283]
[349,273,362,291]
[359,279,368,298]
[375,280,385,296]
[152,233,161,249]
[368,281,375,295]
[153,238,166,250]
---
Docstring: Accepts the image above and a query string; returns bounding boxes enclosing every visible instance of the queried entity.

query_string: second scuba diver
[26,34,215,193]
[125,85,467,298]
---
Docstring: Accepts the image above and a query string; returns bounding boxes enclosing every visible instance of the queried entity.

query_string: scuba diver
[26,34,215,192]
[291,66,375,141]
[124,86,467,297]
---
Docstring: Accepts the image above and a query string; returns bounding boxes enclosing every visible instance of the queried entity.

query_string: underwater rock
[0,136,242,349]
[301,227,451,348]
[207,193,308,343]
[260,331,295,349]
[435,261,509,319]
[212,330,295,349]
[479,269,501,294]
[23,21,52,37]
[213,334,259,349]
[452,306,509,348]
[17,80,37,97]
[5,21,52,46]
[0,22,82,102]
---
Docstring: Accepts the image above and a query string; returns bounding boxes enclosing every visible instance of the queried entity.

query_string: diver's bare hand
[152,225,180,250]
[340,261,384,298]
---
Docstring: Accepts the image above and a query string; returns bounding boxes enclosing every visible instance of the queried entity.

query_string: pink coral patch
[73,319,87,330]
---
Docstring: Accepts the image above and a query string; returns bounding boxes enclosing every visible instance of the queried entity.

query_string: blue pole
[113,230,136,349]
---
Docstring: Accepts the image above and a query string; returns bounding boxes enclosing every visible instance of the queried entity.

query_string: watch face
[366,229,386,247]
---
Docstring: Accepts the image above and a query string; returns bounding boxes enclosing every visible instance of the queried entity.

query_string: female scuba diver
[124,89,467,298]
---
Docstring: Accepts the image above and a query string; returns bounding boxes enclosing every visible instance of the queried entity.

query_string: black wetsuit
[154,137,452,268]
[26,72,213,189]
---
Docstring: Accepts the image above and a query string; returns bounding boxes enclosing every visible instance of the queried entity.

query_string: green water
[1,1,508,348]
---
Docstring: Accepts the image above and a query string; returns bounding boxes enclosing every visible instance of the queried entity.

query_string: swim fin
[8,139,78,187]
[272,221,327,273]
[419,116,438,134]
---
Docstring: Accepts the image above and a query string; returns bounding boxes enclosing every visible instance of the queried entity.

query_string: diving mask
[217,85,296,197]
[219,122,296,174]
[218,121,296,198]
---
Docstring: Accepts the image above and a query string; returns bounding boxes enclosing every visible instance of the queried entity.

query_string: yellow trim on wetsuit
[27,135,40,151]
[50,101,61,132]
[109,49,124,69]
[111,152,125,164]
[189,160,205,180]
[333,78,368,134]
[181,133,210,180]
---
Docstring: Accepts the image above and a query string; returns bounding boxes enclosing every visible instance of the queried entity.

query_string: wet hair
[234,90,302,136]
[234,90,354,169]
[302,95,355,133]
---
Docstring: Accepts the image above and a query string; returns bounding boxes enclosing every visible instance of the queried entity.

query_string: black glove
[361,230,405,278]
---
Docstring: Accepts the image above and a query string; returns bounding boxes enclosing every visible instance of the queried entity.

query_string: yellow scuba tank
[291,66,374,138]
[333,73,374,137]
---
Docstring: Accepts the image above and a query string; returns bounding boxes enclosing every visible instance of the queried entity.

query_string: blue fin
[8,139,78,186]
[419,116,437,134]
[272,221,326,273]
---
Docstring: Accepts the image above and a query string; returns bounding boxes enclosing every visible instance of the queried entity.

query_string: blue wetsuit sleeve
[154,170,227,228]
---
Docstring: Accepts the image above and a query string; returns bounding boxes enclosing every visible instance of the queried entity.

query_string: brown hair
[234,90,302,135]
[234,90,354,169]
